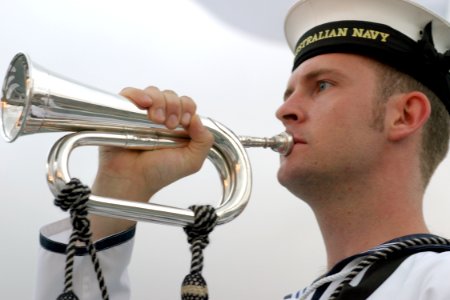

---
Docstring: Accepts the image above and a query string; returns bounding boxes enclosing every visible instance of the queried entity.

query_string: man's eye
[318,81,332,91]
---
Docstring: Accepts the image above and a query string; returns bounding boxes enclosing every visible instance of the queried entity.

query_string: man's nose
[276,97,305,125]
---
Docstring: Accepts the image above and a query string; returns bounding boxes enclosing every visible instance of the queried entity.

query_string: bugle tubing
[1,52,293,226]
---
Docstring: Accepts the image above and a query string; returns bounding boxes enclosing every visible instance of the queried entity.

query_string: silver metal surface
[1,52,293,226]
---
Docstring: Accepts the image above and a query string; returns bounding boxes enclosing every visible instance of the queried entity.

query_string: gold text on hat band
[295,27,390,56]
[352,28,390,42]
[295,28,348,55]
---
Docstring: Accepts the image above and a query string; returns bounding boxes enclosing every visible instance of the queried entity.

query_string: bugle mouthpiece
[239,132,293,156]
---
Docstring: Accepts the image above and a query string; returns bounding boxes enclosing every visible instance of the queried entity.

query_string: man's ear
[386,92,431,142]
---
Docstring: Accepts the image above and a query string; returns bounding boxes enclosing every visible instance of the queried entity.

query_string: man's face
[276,53,387,199]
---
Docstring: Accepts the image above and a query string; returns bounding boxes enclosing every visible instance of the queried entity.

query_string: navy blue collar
[310,233,449,300]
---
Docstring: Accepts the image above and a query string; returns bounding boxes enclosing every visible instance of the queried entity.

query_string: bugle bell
[1,52,293,226]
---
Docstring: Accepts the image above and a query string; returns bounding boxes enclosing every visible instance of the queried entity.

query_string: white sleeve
[33,218,135,300]
[369,251,450,300]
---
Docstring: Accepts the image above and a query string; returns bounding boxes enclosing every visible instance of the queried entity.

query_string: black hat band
[292,20,450,113]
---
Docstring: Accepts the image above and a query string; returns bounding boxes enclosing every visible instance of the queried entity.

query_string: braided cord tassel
[54,178,109,300]
[181,205,218,300]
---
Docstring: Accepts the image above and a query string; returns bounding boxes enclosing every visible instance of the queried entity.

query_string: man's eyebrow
[303,68,348,81]
[283,67,350,101]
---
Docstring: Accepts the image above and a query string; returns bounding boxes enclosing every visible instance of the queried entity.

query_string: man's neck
[305,174,428,270]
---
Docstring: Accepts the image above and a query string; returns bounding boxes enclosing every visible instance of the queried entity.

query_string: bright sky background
[0,1,449,299]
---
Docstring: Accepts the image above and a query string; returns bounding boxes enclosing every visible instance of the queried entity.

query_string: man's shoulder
[369,251,450,299]
[401,250,450,275]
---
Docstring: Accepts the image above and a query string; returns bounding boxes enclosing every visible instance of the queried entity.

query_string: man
[36,0,450,299]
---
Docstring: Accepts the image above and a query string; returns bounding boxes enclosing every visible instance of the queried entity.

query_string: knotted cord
[53,180,219,299]
[54,178,109,300]
[181,205,218,300]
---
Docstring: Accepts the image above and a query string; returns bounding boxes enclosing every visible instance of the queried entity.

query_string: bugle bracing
[1,53,293,226]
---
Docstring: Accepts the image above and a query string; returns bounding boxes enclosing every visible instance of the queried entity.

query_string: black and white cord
[53,181,219,300]
[297,235,450,300]
[328,235,450,299]
[181,205,218,300]
[54,178,109,300]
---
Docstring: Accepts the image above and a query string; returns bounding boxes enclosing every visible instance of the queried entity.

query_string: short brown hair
[372,63,450,188]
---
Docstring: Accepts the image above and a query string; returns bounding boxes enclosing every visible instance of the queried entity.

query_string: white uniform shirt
[284,235,450,300]
[36,220,450,300]
[35,219,135,300]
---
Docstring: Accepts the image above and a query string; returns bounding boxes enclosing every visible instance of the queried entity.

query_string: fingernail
[167,114,178,128]
[155,108,165,122]
[181,113,191,126]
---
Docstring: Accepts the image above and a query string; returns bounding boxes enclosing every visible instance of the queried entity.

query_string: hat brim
[284,0,450,54]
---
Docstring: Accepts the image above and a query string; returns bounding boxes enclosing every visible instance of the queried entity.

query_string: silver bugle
[1,52,293,226]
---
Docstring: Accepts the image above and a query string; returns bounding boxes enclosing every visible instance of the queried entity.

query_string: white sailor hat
[284,0,450,111]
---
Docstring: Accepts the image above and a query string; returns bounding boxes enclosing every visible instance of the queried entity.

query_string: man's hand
[89,86,214,240]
